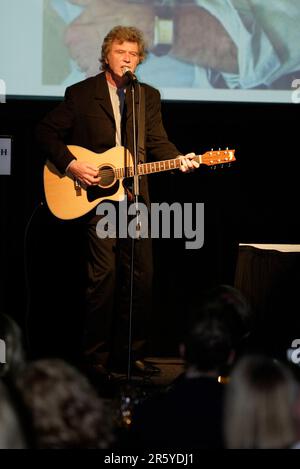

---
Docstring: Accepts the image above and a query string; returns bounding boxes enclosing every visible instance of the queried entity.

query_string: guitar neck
[116,155,201,178]
[138,157,186,175]
[114,148,235,179]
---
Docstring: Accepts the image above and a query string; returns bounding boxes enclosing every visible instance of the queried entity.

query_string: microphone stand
[126,74,141,382]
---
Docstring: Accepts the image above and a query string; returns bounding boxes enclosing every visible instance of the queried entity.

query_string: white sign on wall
[0,137,12,175]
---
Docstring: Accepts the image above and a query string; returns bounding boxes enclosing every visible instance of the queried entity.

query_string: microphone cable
[23,200,45,357]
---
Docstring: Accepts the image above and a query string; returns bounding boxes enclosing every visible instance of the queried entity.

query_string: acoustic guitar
[44,145,235,220]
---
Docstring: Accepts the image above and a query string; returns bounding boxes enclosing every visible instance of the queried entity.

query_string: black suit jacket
[37,72,180,203]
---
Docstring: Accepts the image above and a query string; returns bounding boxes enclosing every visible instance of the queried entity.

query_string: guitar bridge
[74,178,82,196]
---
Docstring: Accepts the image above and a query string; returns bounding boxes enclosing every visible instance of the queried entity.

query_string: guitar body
[44,146,132,220]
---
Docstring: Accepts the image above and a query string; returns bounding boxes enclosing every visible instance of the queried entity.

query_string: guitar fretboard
[114,156,201,179]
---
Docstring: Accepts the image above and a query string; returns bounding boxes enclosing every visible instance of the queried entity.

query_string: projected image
[43,0,73,85]
[2,0,300,101]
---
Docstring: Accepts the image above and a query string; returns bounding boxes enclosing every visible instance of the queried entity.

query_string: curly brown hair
[100,25,148,71]
[16,359,115,449]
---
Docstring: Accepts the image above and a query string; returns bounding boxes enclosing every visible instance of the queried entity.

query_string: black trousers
[82,207,153,367]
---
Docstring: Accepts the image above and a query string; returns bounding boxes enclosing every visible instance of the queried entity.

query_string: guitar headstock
[200,149,236,167]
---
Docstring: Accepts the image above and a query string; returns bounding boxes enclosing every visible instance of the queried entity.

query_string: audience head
[183,312,234,375]
[292,386,300,445]
[224,355,297,448]
[16,358,115,449]
[0,380,27,449]
[199,285,253,348]
[0,312,26,379]
[183,285,253,374]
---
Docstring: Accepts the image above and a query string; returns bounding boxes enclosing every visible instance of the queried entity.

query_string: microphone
[122,66,137,82]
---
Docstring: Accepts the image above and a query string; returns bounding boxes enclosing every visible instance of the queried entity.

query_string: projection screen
[1,0,300,102]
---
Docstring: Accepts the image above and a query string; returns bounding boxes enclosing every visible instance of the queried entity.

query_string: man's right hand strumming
[67,160,101,186]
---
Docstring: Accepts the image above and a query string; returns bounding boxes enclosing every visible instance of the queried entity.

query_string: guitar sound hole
[99,165,115,187]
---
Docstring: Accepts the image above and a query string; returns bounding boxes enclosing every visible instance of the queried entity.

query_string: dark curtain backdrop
[0,98,299,359]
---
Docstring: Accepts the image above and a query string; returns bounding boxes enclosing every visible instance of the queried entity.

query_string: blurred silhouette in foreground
[130,285,252,448]
[0,312,26,380]
[224,355,298,449]
[0,380,27,449]
[16,358,115,448]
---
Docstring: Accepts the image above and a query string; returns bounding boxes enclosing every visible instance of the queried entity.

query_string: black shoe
[82,361,114,382]
[88,363,111,376]
[109,359,161,376]
[132,360,161,375]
